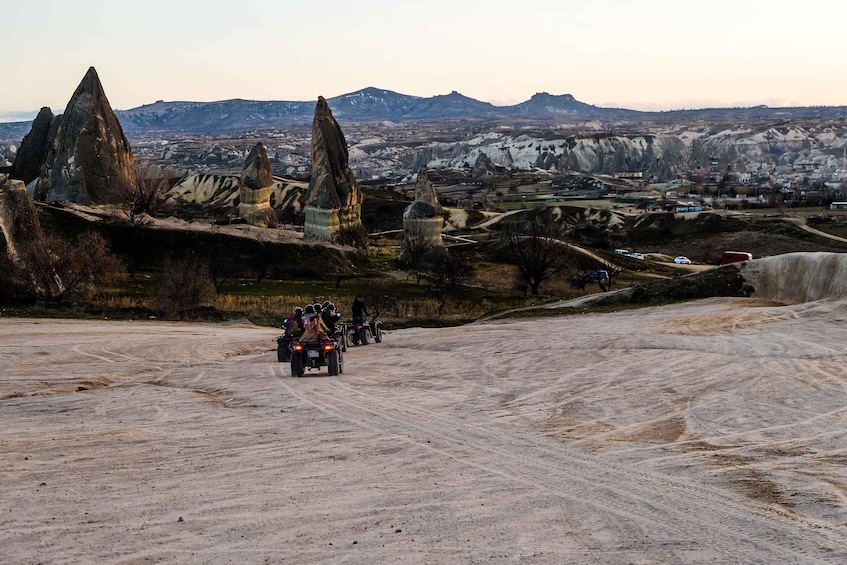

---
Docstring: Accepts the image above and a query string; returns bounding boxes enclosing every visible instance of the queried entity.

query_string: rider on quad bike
[289,304,343,377]
[351,294,369,326]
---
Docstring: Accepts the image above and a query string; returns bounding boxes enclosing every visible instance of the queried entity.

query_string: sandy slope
[2,296,847,564]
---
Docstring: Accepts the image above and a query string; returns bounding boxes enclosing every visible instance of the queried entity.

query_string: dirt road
[2,299,847,563]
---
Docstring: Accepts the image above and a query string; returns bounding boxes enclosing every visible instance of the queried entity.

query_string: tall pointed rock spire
[304,97,365,245]
[37,66,136,205]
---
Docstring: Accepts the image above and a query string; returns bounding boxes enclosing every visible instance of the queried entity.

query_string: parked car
[674,256,692,264]
[614,249,630,255]
[627,252,644,260]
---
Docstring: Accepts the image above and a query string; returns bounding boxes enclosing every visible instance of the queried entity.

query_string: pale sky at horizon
[1,0,845,121]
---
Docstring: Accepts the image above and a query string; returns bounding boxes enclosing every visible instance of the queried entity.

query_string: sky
[1,0,845,121]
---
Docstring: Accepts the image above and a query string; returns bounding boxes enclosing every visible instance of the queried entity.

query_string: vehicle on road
[289,338,343,377]
[720,251,753,265]
[674,256,692,264]
[582,270,610,291]
[627,252,644,260]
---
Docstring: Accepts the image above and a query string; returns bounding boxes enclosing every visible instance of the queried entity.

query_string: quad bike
[348,317,369,346]
[289,338,343,377]
[275,335,294,362]
[369,313,384,343]
[333,325,348,352]
[348,313,384,345]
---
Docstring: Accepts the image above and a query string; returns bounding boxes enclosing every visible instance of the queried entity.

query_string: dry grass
[95,292,514,326]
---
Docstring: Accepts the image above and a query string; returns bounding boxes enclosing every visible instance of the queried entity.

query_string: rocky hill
[110,88,636,134]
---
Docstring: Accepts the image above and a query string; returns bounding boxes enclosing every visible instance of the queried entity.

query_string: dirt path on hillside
[784,216,847,244]
[2,301,847,563]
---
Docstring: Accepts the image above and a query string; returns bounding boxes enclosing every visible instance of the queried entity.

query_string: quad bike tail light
[293,344,303,351]
[324,344,334,351]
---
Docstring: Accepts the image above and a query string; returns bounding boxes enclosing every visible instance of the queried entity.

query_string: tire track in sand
[272,367,845,563]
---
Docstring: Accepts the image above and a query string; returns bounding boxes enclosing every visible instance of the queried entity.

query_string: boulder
[304,97,364,244]
[10,107,54,185]
[0,180,63,297]
[238,143,278,228]
[37,67,136,205]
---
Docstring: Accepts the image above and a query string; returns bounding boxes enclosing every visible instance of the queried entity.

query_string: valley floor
[2,298,847,563]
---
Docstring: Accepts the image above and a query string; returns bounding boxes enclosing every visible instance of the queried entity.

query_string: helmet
[294,307,303,316]
[328,302,336,311]
[313,303,322,313]
[322,301,332,310]
[304,304,315,315]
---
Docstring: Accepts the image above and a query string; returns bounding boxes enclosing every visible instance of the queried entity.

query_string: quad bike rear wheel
[327,351,340,376]
[290,354,305,378]
[277,342,291,362]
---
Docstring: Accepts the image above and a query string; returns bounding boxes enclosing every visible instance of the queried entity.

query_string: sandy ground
[3,296,847,563]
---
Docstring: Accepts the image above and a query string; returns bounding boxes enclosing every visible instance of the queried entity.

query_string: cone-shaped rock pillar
[36,67,136,205]
[11,107,55,186]
[303,97,364,245]
[238,143,278,228]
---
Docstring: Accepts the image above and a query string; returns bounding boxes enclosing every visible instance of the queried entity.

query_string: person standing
[351,294,369,326]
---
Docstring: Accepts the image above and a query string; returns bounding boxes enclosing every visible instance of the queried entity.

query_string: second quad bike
[348,313,384,345]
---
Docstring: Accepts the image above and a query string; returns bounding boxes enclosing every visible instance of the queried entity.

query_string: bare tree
[427,248,475,312]
[128,162,179,223]
[400,221,438,284]
[47,231,125,299]
[1,228,123,300]
[499,207,573,296]
[361,282,399,319]
[156,253,217,317]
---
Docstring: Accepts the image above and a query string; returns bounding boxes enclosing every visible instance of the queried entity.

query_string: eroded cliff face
[427,134,687,180]
[0,180,63,297]
[36,67,136,205]
[419,121,847,181]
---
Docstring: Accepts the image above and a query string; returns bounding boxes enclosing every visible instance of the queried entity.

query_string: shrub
[155,253,217,318]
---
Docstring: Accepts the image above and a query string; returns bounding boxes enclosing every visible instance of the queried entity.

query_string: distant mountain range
[2,87,847,140]
[111,88,638,134]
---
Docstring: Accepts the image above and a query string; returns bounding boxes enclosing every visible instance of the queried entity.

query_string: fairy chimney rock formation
[11,107,55,186]
[412,166,442,211]
[304,96,364,244]
[36,66,136,205]
[238,143,278,228]
[472,151,496,179]
[402,165,444,248]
